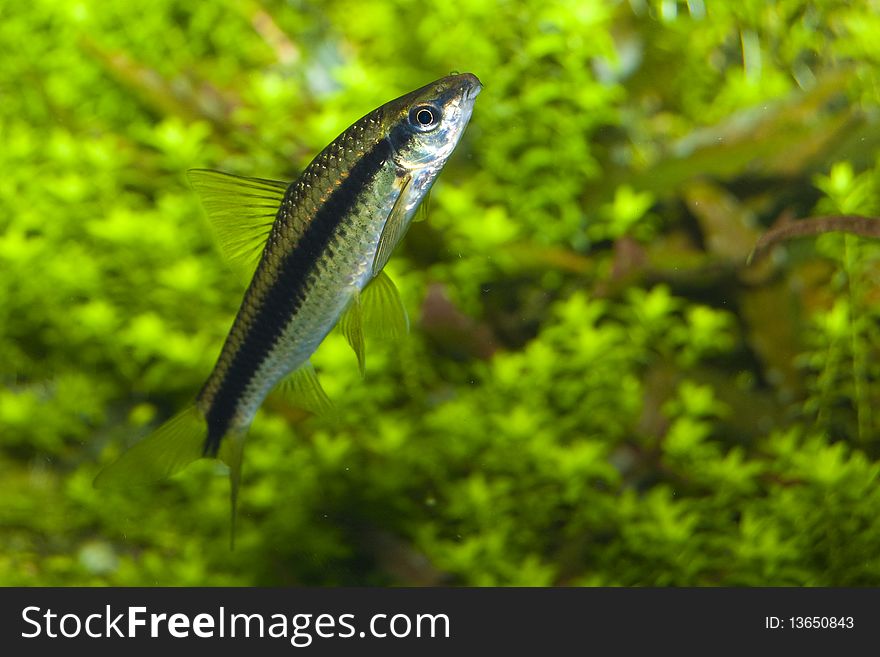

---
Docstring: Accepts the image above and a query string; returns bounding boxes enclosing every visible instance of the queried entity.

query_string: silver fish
[95,73,482,531]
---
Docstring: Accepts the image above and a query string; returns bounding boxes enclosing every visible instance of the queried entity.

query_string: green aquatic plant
[2,0,880,585]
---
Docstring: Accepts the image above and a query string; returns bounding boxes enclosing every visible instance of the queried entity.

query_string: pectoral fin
[414,188,431,222]
[372,173,414,277]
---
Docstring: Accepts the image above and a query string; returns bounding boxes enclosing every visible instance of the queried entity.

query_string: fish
[94,73,482,534]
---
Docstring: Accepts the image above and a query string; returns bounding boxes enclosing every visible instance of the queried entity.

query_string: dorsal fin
[187,169,289,277]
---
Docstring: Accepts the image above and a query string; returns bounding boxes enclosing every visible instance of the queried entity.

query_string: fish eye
[409,104,442,131]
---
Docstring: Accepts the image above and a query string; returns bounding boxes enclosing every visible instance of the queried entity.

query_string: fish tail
[93,404,207,490]
[95,403,251,547]
[217,427,248,550]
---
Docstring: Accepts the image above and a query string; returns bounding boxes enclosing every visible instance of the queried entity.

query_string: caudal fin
[94,403,249,548]
[217,429,247,549]
[93,404,206,489]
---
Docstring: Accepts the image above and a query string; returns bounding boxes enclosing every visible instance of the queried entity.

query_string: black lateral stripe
[202,138,393,455]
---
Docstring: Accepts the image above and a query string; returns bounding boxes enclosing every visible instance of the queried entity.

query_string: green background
[2,0,880,585]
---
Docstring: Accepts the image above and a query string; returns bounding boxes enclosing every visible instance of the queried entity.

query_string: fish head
[384,73,482,171]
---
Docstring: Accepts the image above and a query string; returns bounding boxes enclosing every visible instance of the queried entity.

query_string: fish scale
[199,133,399,450]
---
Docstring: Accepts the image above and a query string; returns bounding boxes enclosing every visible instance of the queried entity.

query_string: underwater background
[2,0,880,585]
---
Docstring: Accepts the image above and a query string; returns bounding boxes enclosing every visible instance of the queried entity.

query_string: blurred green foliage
[2,0,880,585]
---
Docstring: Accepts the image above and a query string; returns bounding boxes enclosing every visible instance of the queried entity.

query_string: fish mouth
[461,73,483,101]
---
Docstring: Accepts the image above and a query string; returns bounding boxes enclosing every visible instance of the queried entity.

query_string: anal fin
[278,362,334,415]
